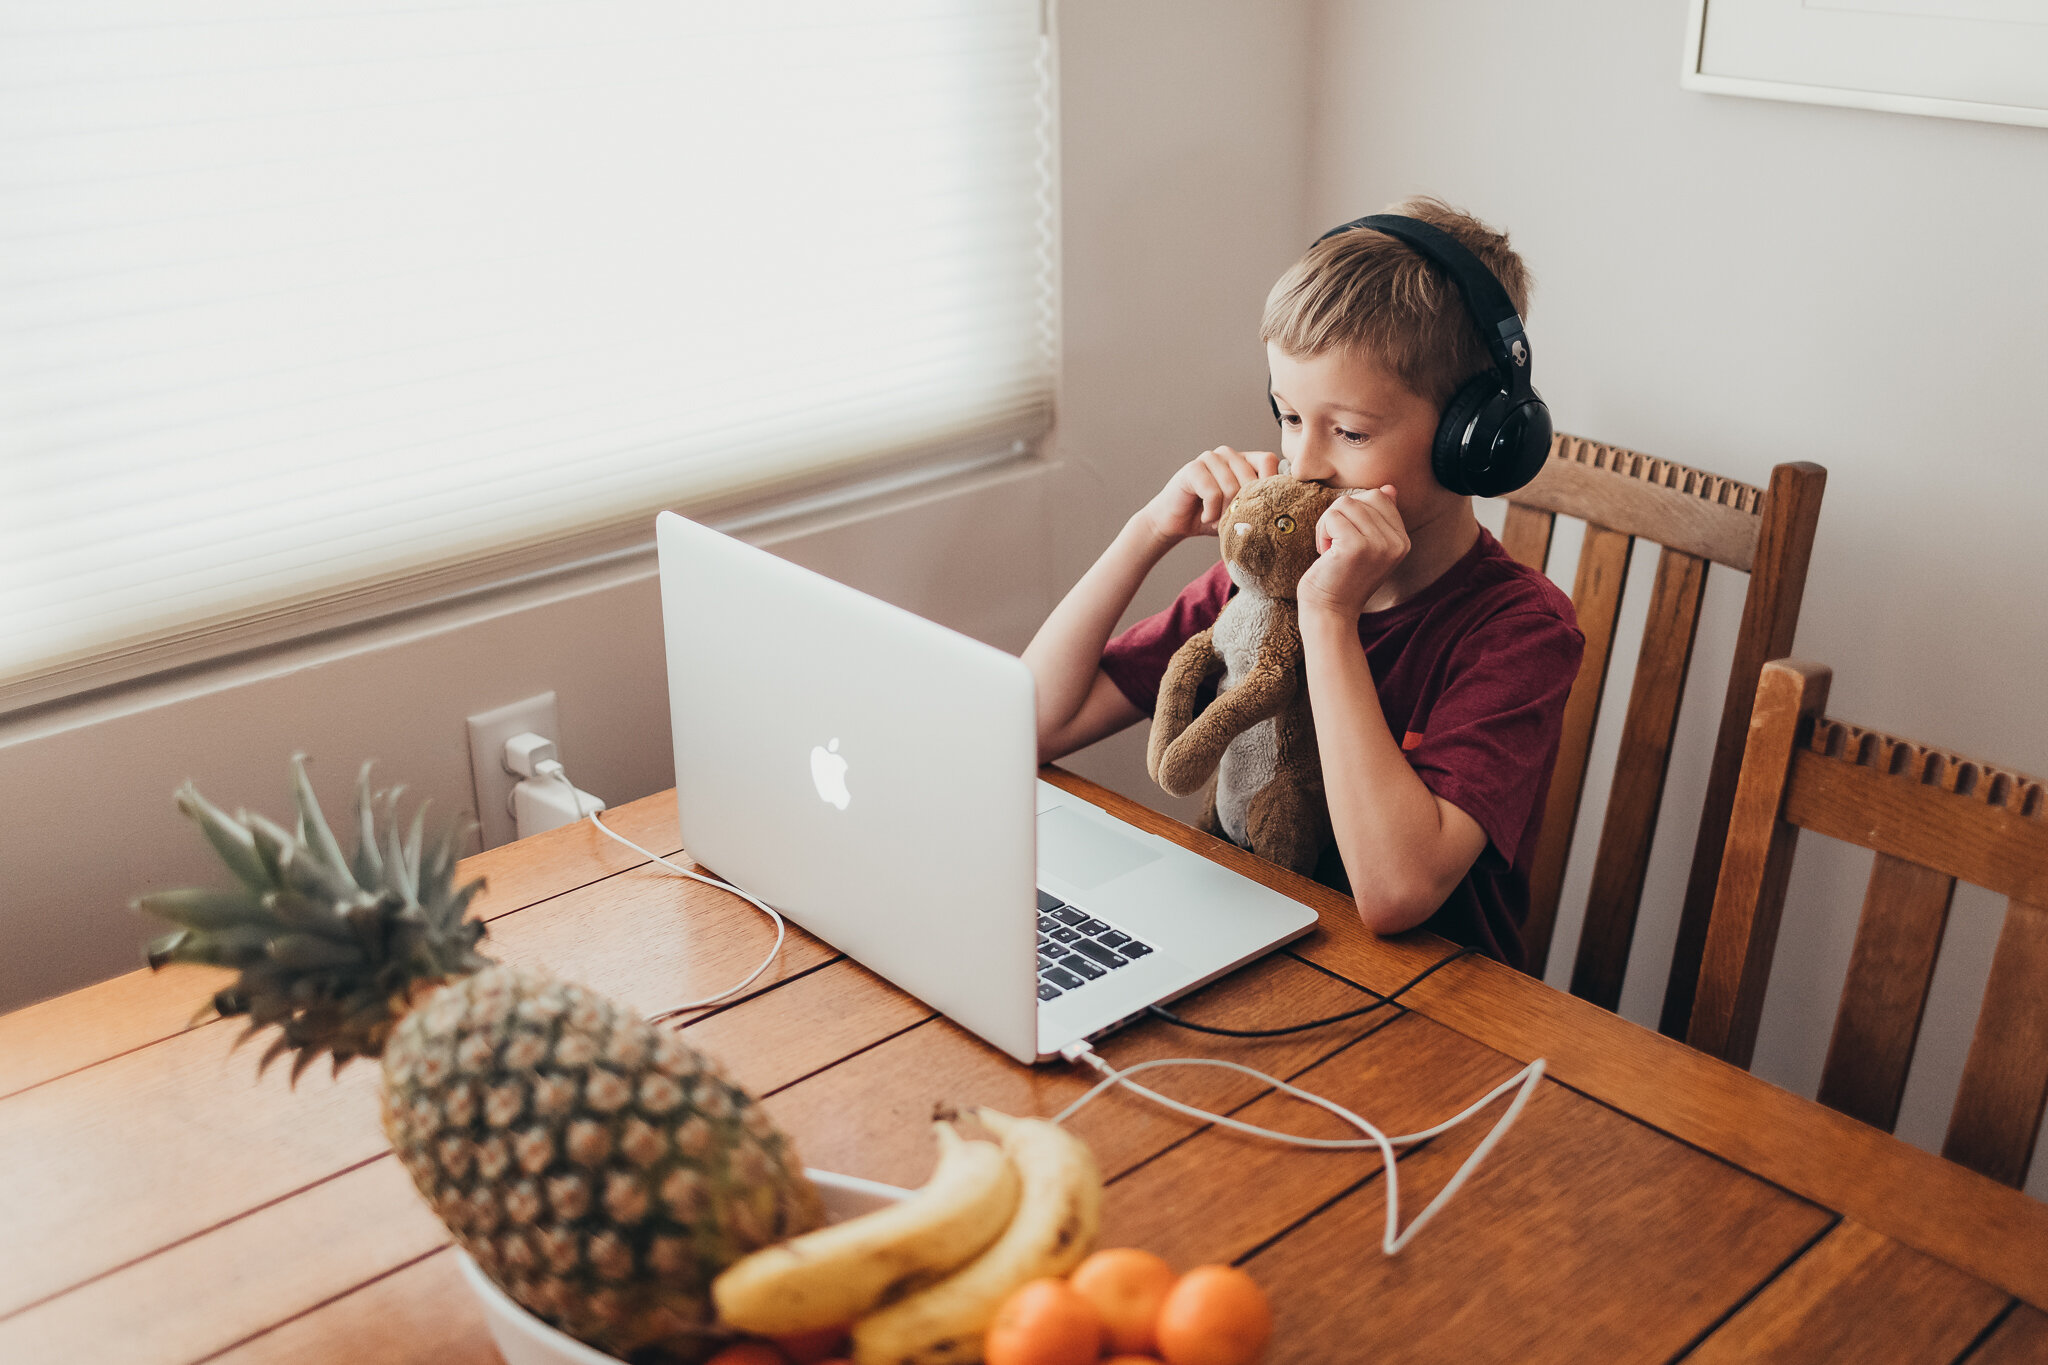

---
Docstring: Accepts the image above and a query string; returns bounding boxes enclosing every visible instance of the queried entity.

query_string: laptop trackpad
[1038,806,1163,890]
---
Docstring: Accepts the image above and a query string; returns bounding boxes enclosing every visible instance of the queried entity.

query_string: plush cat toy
[1146,474,1341,876]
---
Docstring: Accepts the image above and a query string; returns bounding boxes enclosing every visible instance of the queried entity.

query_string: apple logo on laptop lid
[810,738,851,810]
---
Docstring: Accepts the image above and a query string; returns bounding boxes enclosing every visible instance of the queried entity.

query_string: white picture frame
[1683,0,2048,129]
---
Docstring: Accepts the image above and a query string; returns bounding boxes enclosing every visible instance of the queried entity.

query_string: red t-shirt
[1100,526,1583,969]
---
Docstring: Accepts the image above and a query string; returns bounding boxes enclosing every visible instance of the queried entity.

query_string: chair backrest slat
[1693,658,2048,1188]
[1818,853,1957,1131]
[1500,502,1555,572]
[1660,461,1830,1036]
[1512,435,1764,570]
[1520,522,1633,973]
[1943,896,2048,1187]
[1686,660,1829,1067]
[1569,545,1710,1009]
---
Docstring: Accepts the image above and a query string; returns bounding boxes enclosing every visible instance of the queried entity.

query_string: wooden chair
[1501,434,1826,1030]
[1687,659,2048,1188]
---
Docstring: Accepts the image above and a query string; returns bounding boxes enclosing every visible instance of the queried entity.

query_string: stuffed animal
[1146,474,1341,876]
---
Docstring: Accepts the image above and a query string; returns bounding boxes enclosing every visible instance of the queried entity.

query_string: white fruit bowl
[459,1168,912,1365]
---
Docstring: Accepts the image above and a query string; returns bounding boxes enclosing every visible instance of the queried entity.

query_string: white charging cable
[536,759,787,1023]
[1055,1039,1544,1255]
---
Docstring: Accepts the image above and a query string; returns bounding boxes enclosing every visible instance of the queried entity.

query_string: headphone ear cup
[1431,376,1553,499]
[1430,373,1501,497]
[1477,393,1553,498]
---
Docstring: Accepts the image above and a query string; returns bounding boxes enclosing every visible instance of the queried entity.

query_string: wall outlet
[467,691,558,850]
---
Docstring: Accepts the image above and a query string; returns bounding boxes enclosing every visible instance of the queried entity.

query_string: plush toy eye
[1274,514,1297,534]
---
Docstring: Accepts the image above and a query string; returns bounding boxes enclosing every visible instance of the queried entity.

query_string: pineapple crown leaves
[137,755,493,1082]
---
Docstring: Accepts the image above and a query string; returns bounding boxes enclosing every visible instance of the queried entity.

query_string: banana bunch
[714,1118,1022,1334]
[851,1108,1101,1365]
[710,1109,1103,1365]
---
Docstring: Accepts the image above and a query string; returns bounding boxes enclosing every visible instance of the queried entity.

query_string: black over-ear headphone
[1268,213,1552,499]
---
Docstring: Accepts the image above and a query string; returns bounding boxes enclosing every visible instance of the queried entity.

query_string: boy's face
[1266,343,1449,517]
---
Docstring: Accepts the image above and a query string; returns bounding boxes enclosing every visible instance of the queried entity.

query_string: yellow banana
[712,1120,1020,1335]
[849,1108,1102,1365]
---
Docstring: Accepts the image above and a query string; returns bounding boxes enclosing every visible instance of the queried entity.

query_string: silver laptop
[655,511,1319,1065]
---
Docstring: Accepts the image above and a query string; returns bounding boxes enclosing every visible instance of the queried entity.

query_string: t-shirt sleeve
[1405,608,1584,870]
[1098,560,1234,715]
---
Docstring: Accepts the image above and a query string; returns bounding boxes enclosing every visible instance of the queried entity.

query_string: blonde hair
[1260,196,1532,410]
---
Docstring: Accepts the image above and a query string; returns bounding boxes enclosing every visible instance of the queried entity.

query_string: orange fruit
[772,1326,850,1363]
[1154,1264,1273,1365]
[984,1276,1105,1365]
[1070,1247,1179,1354]
[704,1344,788,1365]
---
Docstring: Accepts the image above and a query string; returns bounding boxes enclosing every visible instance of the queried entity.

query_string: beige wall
[1048,1,1318,817]
[0,2,1318,1012]
[1310,0,2048,1196]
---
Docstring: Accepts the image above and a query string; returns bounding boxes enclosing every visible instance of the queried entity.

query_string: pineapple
[140,758,824,1363]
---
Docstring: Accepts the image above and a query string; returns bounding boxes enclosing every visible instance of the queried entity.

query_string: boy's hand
[1300,485,1409,618]
[1136,446,1282,546]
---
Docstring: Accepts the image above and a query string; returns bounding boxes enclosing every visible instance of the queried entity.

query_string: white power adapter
[503,731,607,839]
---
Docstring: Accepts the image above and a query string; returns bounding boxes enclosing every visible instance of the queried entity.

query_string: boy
[1023,197,1583,969]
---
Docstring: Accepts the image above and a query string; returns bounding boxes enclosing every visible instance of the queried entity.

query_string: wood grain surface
[1042,767,2048,1311]
[1679,1221,2009,1363]
[1967,1304,2048,1364]
[1944,895,2048,1187]
[4,774,2039,1365]
[1521,521,1632,975]
[1248,1073,1829,1364]
[1687,659,1832,1068]
[1569,543,1709,1010]
[1498,501,1555,572]
[1511,435,1765,572]
[1818,853,1957,1130]
[1661,460,1827,1040]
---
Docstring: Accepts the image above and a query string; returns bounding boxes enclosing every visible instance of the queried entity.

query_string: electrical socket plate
[466,691,558,850]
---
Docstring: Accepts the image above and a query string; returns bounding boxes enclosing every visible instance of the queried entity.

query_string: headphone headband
[1315,214,1533,400]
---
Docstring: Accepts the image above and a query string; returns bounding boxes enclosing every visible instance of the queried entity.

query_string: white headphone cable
[1055,1041,1544,1255]
[537,761,787,1022]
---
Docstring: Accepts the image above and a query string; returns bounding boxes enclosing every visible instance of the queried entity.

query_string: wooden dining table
[5,769,2047,1364]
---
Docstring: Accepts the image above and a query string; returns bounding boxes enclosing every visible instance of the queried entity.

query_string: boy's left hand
[1299,485,1408,618]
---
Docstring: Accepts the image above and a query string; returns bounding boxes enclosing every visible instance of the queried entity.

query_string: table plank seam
[1231,1165,1402,1270]
[1659,1214,1842,1364]
[0,842,698,1107]
[653,951,847,1033]
[186,1243,450,1365]
[1288,945,1867,1219]
[1543,1075,1841,1216]
[0,1148,394,1329]
[0,1012,216,1104]
[1952,1300,2022,1365]
[1284,944,1419,996]
[755,1012,942,1101]
[469,843,694,927]
[1100,1008,1412,1189]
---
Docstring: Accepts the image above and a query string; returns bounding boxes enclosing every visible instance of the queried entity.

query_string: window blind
[0,0,1058,708]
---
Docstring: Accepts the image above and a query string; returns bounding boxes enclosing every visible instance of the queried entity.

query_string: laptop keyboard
[1036,889,1154,1001]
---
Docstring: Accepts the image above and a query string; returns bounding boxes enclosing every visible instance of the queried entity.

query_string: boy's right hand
[1136,446,1282,546]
